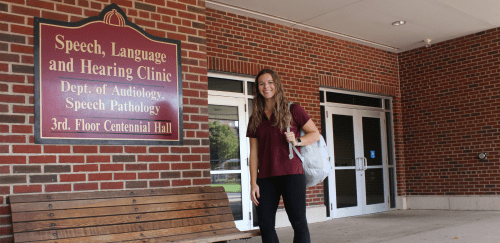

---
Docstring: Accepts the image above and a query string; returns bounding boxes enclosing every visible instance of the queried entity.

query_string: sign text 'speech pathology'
[34,4,183,145]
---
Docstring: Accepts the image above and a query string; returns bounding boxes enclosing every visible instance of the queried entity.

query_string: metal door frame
[325,104,389,218]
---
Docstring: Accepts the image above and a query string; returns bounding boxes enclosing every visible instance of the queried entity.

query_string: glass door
[208,95,251,230]
[360,109,388,214]
[326,106,388,218]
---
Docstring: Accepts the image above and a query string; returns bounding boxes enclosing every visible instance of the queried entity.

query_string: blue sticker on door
[370,150,375,158]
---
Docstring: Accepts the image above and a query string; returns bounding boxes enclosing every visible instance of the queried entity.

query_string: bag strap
[287,103,304,162]
[287,103,293,160]
[293,145,304,162]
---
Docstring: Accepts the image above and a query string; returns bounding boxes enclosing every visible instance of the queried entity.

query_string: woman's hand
[251,183,260,206]
[284,132,297,146]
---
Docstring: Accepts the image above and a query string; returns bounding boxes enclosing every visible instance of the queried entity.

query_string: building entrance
[208,95,252,230]
[325,106,389,218]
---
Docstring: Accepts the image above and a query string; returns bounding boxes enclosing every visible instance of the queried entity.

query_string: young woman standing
[247,69,320,243]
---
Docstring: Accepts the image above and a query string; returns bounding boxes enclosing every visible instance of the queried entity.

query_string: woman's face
[258,73,276,100]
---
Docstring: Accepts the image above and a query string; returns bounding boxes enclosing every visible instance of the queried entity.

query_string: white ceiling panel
[208,0,500,52]
[303,0,494,51]
[438,0,500,26]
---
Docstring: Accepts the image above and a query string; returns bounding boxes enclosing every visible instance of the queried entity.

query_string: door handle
[363,157,367,171]
[355,157,363,171]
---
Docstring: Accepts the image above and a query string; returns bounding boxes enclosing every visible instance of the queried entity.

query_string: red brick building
[399,29,500,208]
[1,0,499,241]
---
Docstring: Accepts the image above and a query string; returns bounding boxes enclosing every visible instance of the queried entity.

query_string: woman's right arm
[249,137,260,206]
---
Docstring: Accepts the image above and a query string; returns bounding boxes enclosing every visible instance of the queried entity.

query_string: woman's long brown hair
[248,69,292,134]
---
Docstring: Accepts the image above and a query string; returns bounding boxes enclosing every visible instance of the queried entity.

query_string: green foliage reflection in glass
[209,121,240,170]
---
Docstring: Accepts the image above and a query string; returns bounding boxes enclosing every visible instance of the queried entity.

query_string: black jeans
[256,174,311,243]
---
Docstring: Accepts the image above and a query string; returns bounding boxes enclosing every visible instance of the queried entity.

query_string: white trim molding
[401,196,500,210]
[275,205,327,228]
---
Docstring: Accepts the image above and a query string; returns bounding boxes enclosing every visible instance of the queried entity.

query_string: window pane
[209,105,241,170]
[386,112,394,166]
[385,99,391,110]
[320,91,325,102]
[211,173,242,220]
[208,77,243,93]
[247,82,254,95]
[356,96,382,108]
[248,99,253,117]
[327,92,354,105]
[389,168,396,208]
[332,114,355,167]
[326,92,382,108]
[362,117,382,166]
[365,168,384,205]
[336,170,357,208]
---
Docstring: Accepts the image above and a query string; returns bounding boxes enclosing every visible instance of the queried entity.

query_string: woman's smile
[258,73,276,99]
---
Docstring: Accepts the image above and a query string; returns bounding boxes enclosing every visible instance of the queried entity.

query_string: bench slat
[12,192,227,212]
[120,228,248,243]
[14,207,233,233]
[9,186,224,204]
[175,230,262,243]
[14,214,235,242]
[11,187,260,243]
[12,199,229,222]
[33,221,238,243]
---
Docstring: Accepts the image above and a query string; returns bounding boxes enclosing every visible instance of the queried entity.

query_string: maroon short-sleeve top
[246,104,311,178]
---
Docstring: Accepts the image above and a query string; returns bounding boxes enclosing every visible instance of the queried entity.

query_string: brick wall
[0,0,412,240]
[205,8,404,205]
[399,28,500,196]
[0,0,207,241]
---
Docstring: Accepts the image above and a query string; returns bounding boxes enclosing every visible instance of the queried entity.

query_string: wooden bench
[10,186,260,243]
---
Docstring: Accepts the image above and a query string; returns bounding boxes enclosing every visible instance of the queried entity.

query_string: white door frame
[208,95,252,230]
[325,105,389,218]
[359,109,389,215]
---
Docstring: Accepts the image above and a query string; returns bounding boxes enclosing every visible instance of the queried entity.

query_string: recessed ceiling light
[392,21,406,26]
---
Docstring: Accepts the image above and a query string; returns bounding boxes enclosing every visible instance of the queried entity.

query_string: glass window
[385,99,391,110]
[248,99,253,117]
[386,112,394,166]
[362,117,382,166]
[320,91,325,102]
[211,173,243,220]
[247,82,254,95]
[336,170,357,208]
[326,92,382,108]
[389,168,396,208]
[365,168,384,205]
[332,114,355,167]
[208,77,243,93]
[208,105,241,170]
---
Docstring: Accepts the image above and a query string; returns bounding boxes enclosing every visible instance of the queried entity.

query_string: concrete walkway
[231,210,500,243]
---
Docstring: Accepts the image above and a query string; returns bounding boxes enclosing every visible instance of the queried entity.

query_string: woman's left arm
[285,119,320,146]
